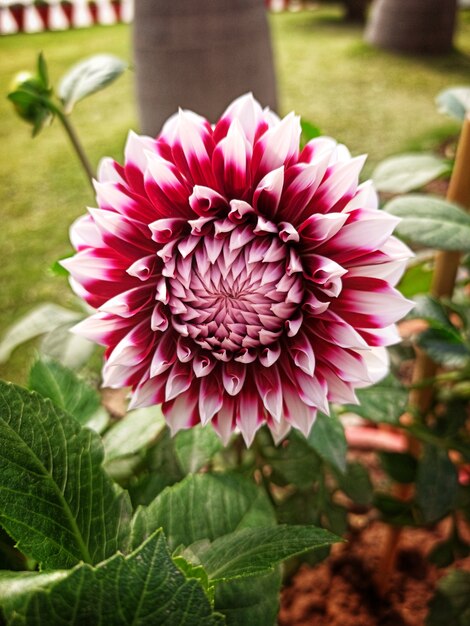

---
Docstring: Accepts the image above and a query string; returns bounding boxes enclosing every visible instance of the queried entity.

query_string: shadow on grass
[273,7,365,33]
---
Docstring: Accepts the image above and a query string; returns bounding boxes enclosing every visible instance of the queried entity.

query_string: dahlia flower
[63,94,413,445]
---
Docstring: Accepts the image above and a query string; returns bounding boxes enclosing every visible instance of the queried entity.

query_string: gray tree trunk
[365,0,458,55]
[133,0,278,136]
[344,0,370,23]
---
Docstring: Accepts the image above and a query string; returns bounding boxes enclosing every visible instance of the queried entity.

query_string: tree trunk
[365,0,458,55]
[133,0,278,136]
[344,0,370,24]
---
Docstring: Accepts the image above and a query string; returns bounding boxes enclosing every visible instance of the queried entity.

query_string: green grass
[1,5,470,383]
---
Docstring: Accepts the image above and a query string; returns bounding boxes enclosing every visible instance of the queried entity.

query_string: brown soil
[279,520,470,626]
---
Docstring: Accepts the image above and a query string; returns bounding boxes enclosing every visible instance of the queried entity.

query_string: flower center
[167,224,304,361]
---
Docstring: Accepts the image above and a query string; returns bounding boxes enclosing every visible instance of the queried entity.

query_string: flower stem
[56,110,95,189]
[376,114,470,595]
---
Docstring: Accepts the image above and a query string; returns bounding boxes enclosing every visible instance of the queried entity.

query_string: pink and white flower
[63,94,413,445]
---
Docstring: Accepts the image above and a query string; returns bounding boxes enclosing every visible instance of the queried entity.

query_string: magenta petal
[212,396,235,445]
[144,155,192,218]
[127,254,157,281]
[99,284,154,318]
[71,312,131,346]
[171,110,216,187]
[236,386,263,446]
[229,199,257,223]
[299,136,337,164]
[289,331,316,376]
[268,418,291,445]
[193,353,216,378]
[149,217,187,244]
[97,157,126,185]
[214,93,264,145]
[199,376,223,425]
[150,331,177,377]
[212,119,251,198]
[124,130,158,194]
[312,311,368,350]
[259,343,281,367]
[252,112,301,182]
[278,222,300,243]
[165,360,193,401]
[163,387,199,434]
[294,370,329,415]
[150,303,169,332]
[298,212,348,250]
[89,207,154,256]
[282,383,317,438]
[334,277,414,328]
[222,361,246,396]
[189,185,228,217]
[313,155,366,213]
[128,375,167,410]
[253,166,284,217]
[69,214,103,251]
[255,365,282,422]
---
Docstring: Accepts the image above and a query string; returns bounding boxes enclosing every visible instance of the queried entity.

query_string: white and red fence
[0,0,133,35]
[0,0,324,36]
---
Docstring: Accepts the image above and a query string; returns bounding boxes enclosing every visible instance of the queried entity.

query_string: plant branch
[56,110,95,189]
[376,114,470,595]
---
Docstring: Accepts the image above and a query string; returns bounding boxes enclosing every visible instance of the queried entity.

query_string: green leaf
[187,525,340,583]
[427,536,470,569]
[0,303,82,364]
[0,530,225,626]
[412,295,455,330]
[50,257,70,277]
[426,570,470,626]
[58,54,127,114]
[428,540,456,568]
[275,490,321,526]
[39,320,95,370]
[215,573,281,626]
[345,374,408,424]
[300,120,321,143]
[380,452,417,484]
[436,86,470,121]
[417,328,470,369]
[372,154,450,193]
[384,195,470,251]
[173,555,215,606]
[373,493,416,526]
[130,473,279,626]
[173,424,224,474]
[307,410,347,473]
[37,52,49,89]
[262,431,322,488]
[335,462,373,506]
[28,358,101,425]
[131,473,276,551]
[416,445,458,524]
[398,260,433,298]
[0,528,27,571]
[126,428,185,506]
[103,406,165,463]
[322,500,348,536]
[0,381,132,569]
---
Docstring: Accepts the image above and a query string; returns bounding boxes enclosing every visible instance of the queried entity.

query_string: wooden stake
[376,114,470,594]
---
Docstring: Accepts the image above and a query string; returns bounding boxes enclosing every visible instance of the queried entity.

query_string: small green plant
[8,52,127,186]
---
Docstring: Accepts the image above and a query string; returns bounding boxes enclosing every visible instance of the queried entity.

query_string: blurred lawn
[1,5,470,383]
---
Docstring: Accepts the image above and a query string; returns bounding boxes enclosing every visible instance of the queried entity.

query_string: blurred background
[0,0,469,383]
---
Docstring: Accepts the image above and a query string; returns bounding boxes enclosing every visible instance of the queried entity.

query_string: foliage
[1,39,470,626]
[8,52,126,137]
[0,377,339,625]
